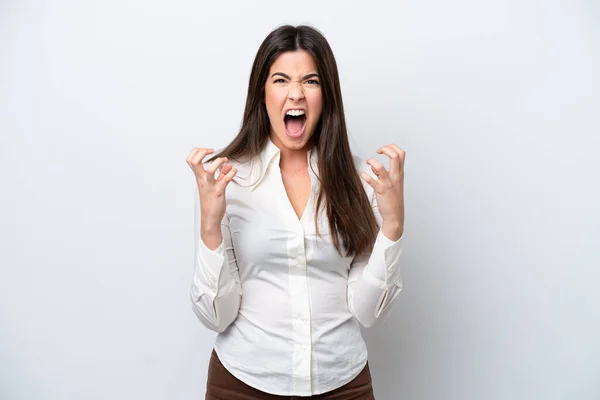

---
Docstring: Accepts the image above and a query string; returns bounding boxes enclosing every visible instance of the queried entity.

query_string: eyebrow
[271,72,320,80]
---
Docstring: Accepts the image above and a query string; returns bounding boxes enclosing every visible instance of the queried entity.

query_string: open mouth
[284,111,308,138]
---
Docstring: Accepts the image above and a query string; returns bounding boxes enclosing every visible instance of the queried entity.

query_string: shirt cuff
[367,229,404,285]
[378,228,404,246]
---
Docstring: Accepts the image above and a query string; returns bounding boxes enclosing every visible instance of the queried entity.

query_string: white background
[1,1,599,399]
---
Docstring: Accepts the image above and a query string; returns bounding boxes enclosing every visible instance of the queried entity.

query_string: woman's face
[264,50,323,151]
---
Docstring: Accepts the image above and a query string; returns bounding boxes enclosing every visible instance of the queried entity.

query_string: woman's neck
[269,133,311,171]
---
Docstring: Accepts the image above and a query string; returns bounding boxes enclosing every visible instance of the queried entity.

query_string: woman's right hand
[186,147,238,235]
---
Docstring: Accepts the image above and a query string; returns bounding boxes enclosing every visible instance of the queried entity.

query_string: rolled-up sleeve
[190,185,242,333]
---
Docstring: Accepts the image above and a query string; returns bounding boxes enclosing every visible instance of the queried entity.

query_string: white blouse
[190,136,404,396]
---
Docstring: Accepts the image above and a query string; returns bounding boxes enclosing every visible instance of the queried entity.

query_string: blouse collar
[249,135,319,191]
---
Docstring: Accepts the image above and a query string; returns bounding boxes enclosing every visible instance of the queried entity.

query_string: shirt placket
[288,192,313,394]
[289,219,311,394]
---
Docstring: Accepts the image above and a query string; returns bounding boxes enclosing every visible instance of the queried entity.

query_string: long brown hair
[208,25,378,257]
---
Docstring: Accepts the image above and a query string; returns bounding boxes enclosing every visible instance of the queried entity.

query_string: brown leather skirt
[206,349,375,399]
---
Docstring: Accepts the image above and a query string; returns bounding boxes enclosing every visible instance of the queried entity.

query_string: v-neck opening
[279,168,313,223]
[270,145,317,225]
[298,180,312,222]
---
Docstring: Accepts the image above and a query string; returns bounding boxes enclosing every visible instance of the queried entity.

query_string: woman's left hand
[360,144,406,236]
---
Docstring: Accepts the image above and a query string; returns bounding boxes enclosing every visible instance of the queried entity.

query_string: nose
[288,82,305,102]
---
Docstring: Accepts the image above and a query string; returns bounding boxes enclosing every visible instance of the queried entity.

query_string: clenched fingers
[216,163,233,182]
[376,145,404,176]
[216,166,238,191]
[365,158,389,180]
[186,147,214,177]
[205,157,229,182]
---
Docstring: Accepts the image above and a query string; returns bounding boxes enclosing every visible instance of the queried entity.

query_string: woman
[186,25,406,399]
